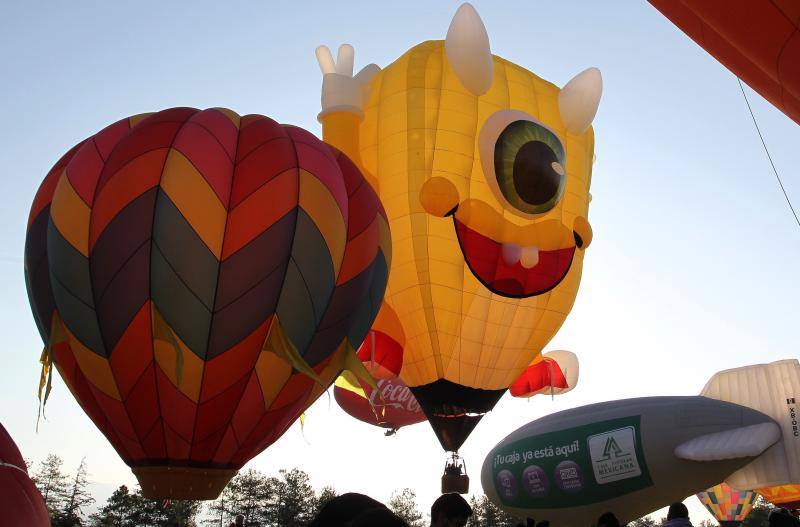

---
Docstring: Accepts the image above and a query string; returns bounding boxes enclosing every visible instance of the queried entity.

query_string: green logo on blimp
[491,416,653,509]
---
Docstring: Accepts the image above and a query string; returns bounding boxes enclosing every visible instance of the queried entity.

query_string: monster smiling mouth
[452,217,577,298]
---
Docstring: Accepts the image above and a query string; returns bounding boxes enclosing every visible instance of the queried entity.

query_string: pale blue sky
[1,0,798,521]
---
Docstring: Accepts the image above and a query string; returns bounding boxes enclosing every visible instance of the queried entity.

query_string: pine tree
[54,457,95,526]
[312,485,338,516]
[90,485,200,527]
[32,453,70,518]
[89,485,139,527]
[467,495,520,527]
[630,517,658,527]
[205,468,270,526]
[267,468,317,527]
[389,488,425,527]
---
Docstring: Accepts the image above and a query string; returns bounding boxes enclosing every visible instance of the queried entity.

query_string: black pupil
[513,140,560,206]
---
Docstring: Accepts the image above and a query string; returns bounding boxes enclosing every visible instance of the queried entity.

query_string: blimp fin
[675,422,781,462]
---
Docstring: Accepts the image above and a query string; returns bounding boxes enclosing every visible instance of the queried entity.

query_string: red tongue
[492,278,525,296]
[454,219,576,298]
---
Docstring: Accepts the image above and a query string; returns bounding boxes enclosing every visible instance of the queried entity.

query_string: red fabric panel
[509,359,568,397]
[0,424,26,474]
[357,330,403,377]
[0,470,50,526]
[199,319,269,403]
[172,110,236,206]
[648,0,800,124]
[155,366,197,442]
[109,302,152,399]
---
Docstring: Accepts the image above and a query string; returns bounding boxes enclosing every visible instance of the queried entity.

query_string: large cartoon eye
[479,110,566,216]
[494,120,565,214]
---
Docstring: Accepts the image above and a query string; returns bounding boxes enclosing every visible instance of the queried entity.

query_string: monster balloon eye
[493,120,566,215]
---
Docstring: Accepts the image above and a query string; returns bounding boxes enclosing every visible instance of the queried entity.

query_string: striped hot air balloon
[24,107,390,499]
[696,483,757,527]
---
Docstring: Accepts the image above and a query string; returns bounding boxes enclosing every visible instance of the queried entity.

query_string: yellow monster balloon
[316,3,601,453]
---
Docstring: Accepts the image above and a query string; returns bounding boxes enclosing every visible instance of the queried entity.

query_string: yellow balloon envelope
[320,3,600,451]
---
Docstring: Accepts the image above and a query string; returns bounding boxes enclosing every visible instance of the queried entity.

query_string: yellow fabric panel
[50,172,90,257]
[128,113,154,128]
[254,347,293,409]
[298,168,346,276]
[322,40,595,391]
[159,149,227,259]
[62,323,121,400]
[152,306,203,402]
[213,107,241,128]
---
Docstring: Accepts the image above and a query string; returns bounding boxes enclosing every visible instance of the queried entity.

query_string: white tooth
[520,246,540,269]
[502,243,522,265]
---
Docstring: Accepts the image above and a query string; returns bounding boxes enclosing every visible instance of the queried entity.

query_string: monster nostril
[419,176,460,217]
[573,231,584,249]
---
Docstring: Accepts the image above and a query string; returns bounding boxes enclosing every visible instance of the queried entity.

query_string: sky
[1,0,799,523]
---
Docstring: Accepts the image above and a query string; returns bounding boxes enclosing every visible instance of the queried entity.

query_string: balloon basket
[133,466,237,500]
[441,452,469,494]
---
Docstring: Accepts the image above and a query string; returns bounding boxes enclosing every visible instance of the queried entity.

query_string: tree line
[28,454,776,527]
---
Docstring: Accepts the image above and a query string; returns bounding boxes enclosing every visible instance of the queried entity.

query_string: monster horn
[558,67,603,134]
[445,3,493,96]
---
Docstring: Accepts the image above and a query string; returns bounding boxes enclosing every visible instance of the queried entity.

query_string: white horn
[558,67,603,134]
[445,3,493,96]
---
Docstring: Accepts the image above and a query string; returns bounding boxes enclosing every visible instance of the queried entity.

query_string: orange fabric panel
[221,169,299,259]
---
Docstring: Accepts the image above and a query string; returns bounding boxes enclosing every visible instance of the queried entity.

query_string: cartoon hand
[315,44,380,120]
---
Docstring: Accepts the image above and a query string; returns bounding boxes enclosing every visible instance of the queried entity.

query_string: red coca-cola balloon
[0,423,50,526]
[334,376,426,431]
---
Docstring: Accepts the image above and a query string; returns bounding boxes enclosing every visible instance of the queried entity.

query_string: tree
[32,453,69,518]
[266,468,317,527]
[90,486,200,527]
[205,469,270,526]
[698,521,719,527]
[158,498,202,527]
[312,485,338,517]
[630,517,658,527]
[54,457,95,526]
[742,496,774,527]
[89,485,140,527]
[389,488,425,527]
[467,495,519,527]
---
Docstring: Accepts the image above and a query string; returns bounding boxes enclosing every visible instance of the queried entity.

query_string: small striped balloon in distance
[696,482,757,527]
[24,107,391,499]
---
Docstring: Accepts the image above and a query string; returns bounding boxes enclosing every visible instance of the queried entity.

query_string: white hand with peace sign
[315,44,380,121]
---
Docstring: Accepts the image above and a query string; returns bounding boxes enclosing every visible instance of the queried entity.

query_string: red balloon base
[133,466,237,500]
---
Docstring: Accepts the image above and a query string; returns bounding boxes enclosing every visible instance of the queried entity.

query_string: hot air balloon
[648,0,800,125]
[0,423,50,526]
[697,483,757,527]
[334,372,426,433]
[757,485,800,510]
[510,350,579,398]
[24,107,390,499]
[316,3,600,490]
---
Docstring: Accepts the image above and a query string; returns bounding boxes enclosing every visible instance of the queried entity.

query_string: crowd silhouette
[297,492,800,527]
